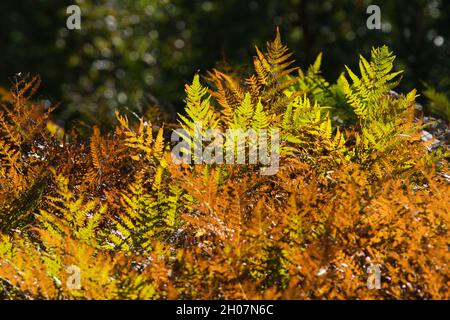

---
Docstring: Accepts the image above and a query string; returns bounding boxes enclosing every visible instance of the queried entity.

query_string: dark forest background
[1,0,449,128]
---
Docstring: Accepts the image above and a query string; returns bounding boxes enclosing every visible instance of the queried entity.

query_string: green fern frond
[252,99,270,130]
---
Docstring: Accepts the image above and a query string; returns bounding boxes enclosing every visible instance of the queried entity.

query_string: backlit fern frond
[341,46,403,122]
[107,168,181,252]
[115,111,165,162]
[40,169,106,245]
[178,74,219,135]
[234,92,254,129]
[251,99,270,130]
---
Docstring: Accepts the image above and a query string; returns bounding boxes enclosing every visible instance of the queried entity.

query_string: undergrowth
[0,30,448,299]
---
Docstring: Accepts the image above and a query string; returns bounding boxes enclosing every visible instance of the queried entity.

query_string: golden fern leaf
[90,126,103,172]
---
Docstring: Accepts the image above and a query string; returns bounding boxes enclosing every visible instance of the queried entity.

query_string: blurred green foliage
[1,0,449,127]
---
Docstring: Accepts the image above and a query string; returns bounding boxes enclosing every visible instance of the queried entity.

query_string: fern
[341,46,403,122]
[39,170,106,245]
[179,74,219,134]
[251,99,270,130]
[0,31,448,300]
[422,84,450,121]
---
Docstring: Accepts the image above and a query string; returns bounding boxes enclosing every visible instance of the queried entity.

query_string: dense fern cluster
[0,31,448,299]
